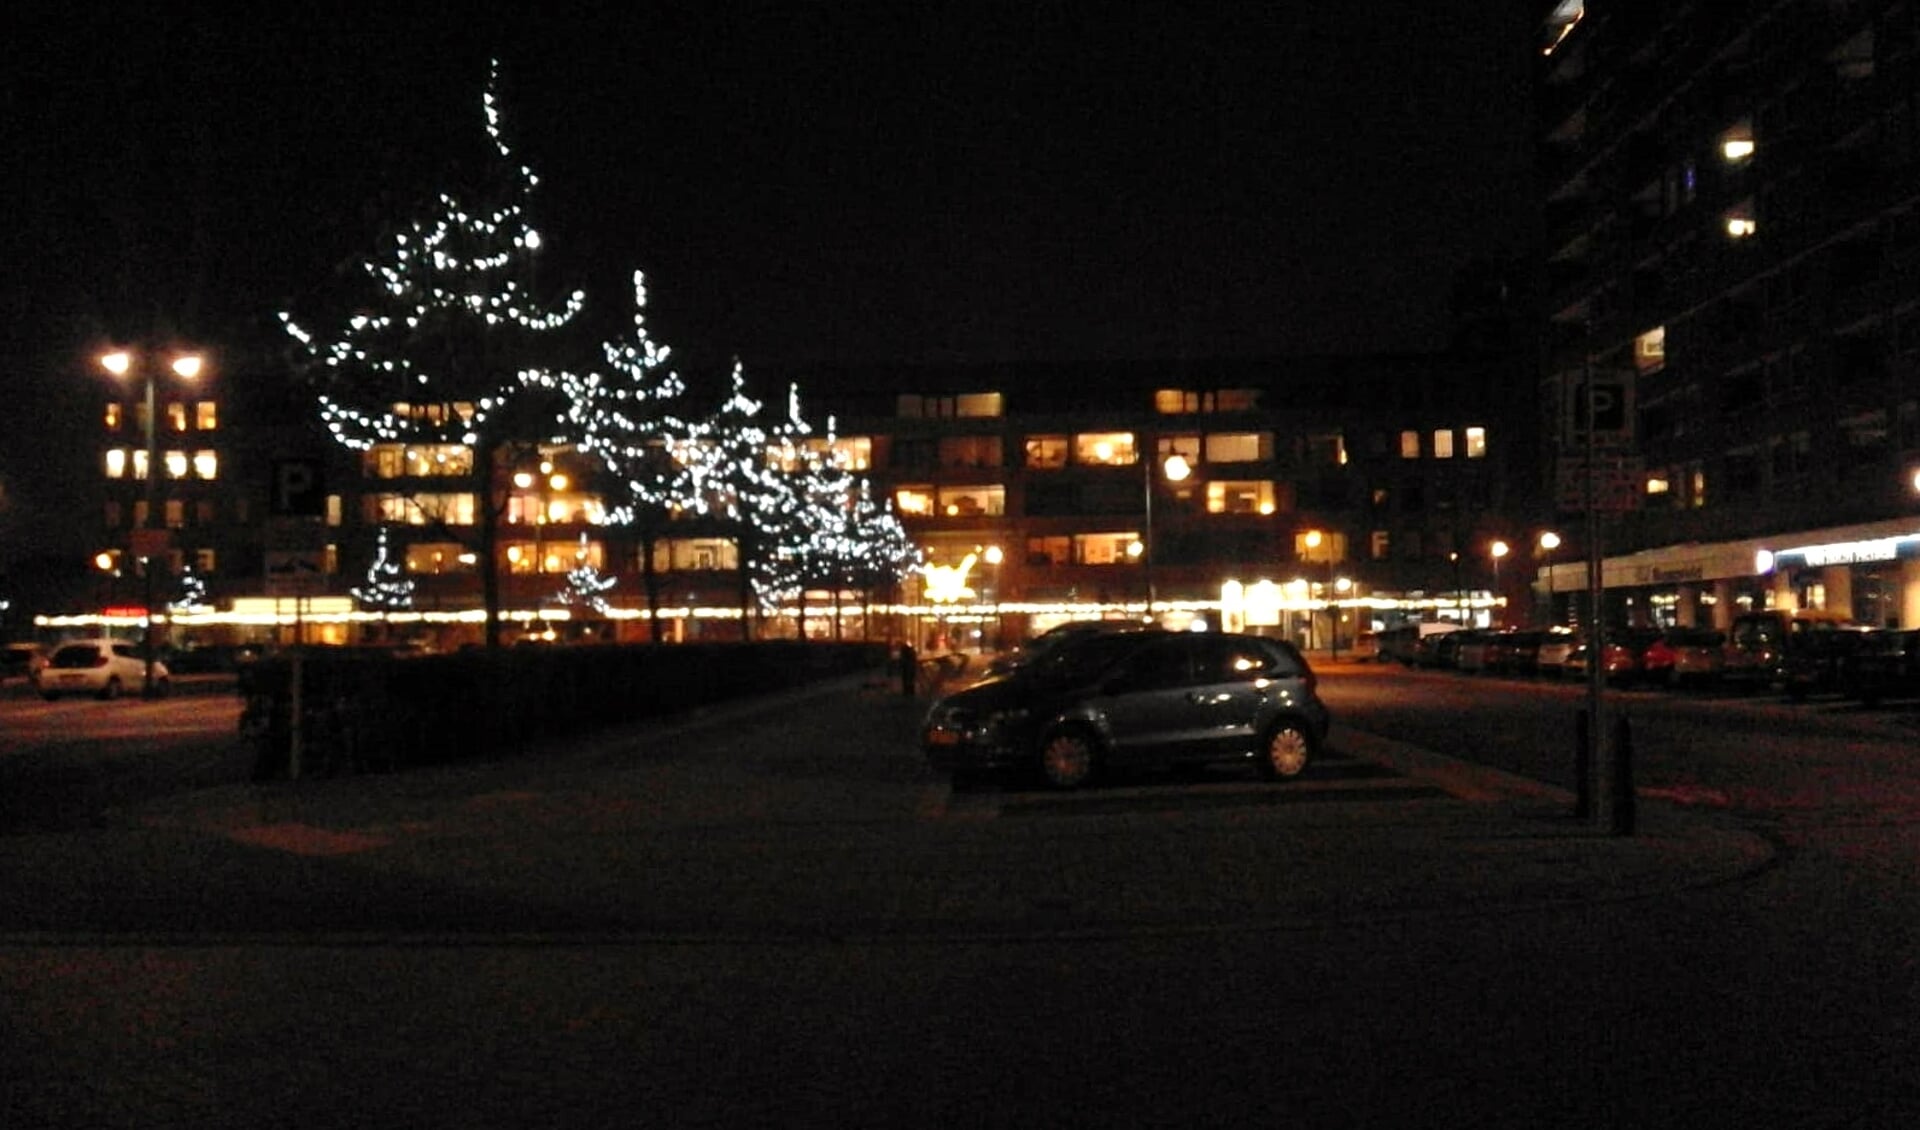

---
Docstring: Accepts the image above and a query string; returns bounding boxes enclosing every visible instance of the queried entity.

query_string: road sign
[1567,376,1634,448]
[1557,455,1644,513]
[264,551,326,596]
[271,458,327,517]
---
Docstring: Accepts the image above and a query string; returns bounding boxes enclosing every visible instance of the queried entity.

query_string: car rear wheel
[1038,728,1099,790]
[1261,720,1315,780]
[99,677,122,701]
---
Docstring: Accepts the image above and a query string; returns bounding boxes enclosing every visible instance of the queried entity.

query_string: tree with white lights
[169,565,208,613]
[281,60,587,649]
[672,363,812,638]
[554,534,618,615]
[351,526,416,616]
[563,271,691,641]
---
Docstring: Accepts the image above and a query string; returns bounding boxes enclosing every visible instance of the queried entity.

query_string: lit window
[1465,427,1488,458]
[164,500,185,528]
[131,450,150,480]
[894,486,935,515]
[1646,475,1671,495]
[196,401,218,430]
[1204,433,1270,463]
[1206,481,1277,515]
[194,549,216,573]
[1074,533,1139,565]
[104,403,124,430]
[805,436,871,470]
[1024,435,1069,469]
[1074,432,1137,466]
[936,486,1005,517]
[1725,202,1758,238]
[1370,531,1391,560]
[956,393,1002,418]
[1156,389,1199,414]
[405,542,475,574]
[1722,131,1754,162]
[105,450,127,478]
[193,450,217,480]
[1635,327,1666,374]
[167,403,189,432]
[1399,431,1421,459]
[1158,435,1202,463]
[164,451,189,479]
[367,493,476,526]
[1433,430,1455,459]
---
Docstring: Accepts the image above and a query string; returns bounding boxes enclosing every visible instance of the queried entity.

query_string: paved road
[2,665,1916,1127]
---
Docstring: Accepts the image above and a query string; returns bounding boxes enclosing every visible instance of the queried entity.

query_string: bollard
[1611,713,1635,836]
[1573,709,1592,819]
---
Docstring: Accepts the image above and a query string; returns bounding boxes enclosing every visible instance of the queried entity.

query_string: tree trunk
[479,440,504,649]
[641,522,663,644]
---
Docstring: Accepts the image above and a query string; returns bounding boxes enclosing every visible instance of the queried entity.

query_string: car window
[1029,632,1157,689]
[51,645,101,668]
[112,644,141,660]
[1193,637,1285,683]
[1104,639,1193,692]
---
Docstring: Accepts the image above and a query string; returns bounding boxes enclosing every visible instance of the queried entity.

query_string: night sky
[1,3,1537,559]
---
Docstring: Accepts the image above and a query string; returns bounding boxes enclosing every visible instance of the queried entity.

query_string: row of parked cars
[1395,613,1920,705]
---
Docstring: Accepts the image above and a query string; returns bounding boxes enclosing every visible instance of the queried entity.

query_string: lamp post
[1304,529,1335,655]
[1138,451,1193,621]
[100,347,202,697]
[1538,531,1563,625]
[1490,539,1511,628]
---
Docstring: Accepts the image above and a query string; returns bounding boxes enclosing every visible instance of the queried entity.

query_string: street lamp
[1490,539,1511,627]
[100,347,202,697]
[1138,451,1192,621]
[1304,529,1336,655]
[1538,531,1563,624]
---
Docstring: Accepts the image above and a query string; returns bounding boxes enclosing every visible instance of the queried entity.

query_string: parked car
[1640,627,1726,689]
[985,619,1147,676]
[1420,630,1468,670]
[1533,629,1579,678]
[1779,625,1876,701]
[1722,609,1860,690]
[1483,629,1547,676]
[1380,622,1461,667]
[1565,629,1661,685]
[38,639,169,700]
[1454,629,1499,674]
[1839,628,1920,706]
[923,629,1330,790]
[2,642,49,686]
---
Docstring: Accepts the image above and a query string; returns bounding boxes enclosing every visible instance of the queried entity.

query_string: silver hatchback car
[923,630,1330,789]
[39,639,170,700]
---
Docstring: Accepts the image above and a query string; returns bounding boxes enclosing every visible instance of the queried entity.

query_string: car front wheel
[1261,720,1315,779]
[1038,728,1099,790]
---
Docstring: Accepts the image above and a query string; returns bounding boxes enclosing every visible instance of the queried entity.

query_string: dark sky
[0,3,1537,557]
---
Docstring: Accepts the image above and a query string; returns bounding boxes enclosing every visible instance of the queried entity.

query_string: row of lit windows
[363,444,476,479]
[894,480,1288,519]
[104,499,236,530]
[95,547,217,575]
[398,537,738,576]
[104,401,217,433]
[104,449,218,480]
[1395,428,1488,460]
[896,388,1270,419]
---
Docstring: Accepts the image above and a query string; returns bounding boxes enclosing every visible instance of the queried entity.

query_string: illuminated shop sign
[1772,535,1920,570]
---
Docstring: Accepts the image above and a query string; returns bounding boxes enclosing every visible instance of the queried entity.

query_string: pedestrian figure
[898,641,917,697]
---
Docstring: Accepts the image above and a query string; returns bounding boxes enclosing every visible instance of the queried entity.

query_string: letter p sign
[271,458,326,517]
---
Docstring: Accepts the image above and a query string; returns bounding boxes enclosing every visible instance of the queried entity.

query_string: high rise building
[1537,1,1920,629]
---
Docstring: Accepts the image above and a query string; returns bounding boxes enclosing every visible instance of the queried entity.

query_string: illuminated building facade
[1538,1,1920,629]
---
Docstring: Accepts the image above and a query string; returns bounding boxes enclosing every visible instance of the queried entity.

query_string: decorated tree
[169,565,208,613]
[351,526,416,616]
[554,533,617,615]
[281,60,587,649]
[563,271,691,640]
[673,363,811,638]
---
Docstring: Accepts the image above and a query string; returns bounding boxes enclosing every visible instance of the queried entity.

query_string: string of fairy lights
[281,58,921,622]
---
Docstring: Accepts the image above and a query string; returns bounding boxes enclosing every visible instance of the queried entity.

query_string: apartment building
[1538,0,1920,629]
[76,344,1534,647]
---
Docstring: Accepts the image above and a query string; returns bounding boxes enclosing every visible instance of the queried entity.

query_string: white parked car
[39,639,169,700]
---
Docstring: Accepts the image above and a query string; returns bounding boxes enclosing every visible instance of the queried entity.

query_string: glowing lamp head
[99,351,132,376]
[1539,531,1562,552]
